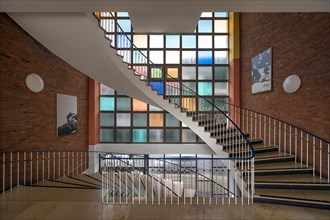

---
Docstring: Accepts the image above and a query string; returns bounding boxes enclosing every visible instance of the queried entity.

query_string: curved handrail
[94,12,255,160]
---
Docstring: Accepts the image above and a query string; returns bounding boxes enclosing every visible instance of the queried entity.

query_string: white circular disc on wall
[26,73,44,93]
[283,74,301,93]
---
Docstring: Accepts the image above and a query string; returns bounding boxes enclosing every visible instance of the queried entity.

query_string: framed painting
[252,47,272,94]
[57,93,78,137]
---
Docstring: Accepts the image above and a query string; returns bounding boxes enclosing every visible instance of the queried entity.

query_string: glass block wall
[99,12,230,143]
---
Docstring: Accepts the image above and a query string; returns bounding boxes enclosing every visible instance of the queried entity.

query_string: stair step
[209,127,237,136]
[254,194,330,210]
[254,155,295,164]
[245,167,313,176]
[255,182,330,190]
[220,139,263,149]
[255,173,329,183]
[227,145,278,157]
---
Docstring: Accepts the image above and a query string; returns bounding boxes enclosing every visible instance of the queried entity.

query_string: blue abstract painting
[252,47,272,94]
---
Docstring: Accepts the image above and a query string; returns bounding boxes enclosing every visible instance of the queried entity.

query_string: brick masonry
[240,13,330,142]
[0,14,89,190]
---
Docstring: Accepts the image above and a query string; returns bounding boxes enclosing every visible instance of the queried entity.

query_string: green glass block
[100,113,114,126]
[182,129,196,142]
[166,114,180,127]
[151,68,163,78]
[214,67,229,80]
[198,97,213,111]
[166,35,180,48]
[182,67,196,80]
[133,129,147,142]
[182,35,196,48]
[149,129,163,142]
[117,19,131,32]
[198,20,212,33]
[116,97,131,111]
[198,82,213,96]
[215,12,228,17]
[214,82,228,96]
[182,51,196,64]
[198,67,212,80]
[116,113,131,127]
[182,82,196,93]
[133,113,147,127]
[165,129,180,142]
[100,97,115,111]
[116,129,131,142]
[214,98,229,112]
[100,128,114,142]
[214,51,228,64]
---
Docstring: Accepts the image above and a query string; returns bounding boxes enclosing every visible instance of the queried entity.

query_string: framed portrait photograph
[57,93,78,137]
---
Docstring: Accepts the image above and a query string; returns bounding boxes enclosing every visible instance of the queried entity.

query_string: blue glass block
[198,82,213,96]
[133,50,148,64]
[198,51,213,64]
[166,114,180,127]
[215,12,228,17]
[116,129,131,142]
[198,20,212,33]
[116,97,131,111]
[149,129,163,142]
[117,19,131,32]
[100,97,114,111]
[100,113,114,126]
[182,35,196,48]
[116,34,131,48]
[117,12,129,17]
[149,82,164,95]
[165,129,180,142]
[133,113,147,126]
[100,128,114,142]
[133,129,147,142]
[166,35,180,48]
[182,129,196,142]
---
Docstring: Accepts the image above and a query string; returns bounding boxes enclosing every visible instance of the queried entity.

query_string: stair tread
[255,188,330,203]
[34,179,97,188]
[255,174,328,183]
[254,161,310,170]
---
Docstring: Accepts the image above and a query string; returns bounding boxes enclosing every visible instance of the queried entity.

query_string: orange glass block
[149,113,164,127]
[133,99,148,111]
[167,68,179,78]
[181,98,196,111]
[214,20,228,33]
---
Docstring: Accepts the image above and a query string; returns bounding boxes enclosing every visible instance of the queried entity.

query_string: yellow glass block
[167,68,178,78]
[181,98,196,111]
[133,99,148,111]
[133,35,148,48]
[215,20,228,33]
[149,113,164,127]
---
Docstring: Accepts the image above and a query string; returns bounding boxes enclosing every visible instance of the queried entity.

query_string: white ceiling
[1,0,329,33]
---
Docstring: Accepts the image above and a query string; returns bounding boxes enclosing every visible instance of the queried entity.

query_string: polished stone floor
[1,186,330,220]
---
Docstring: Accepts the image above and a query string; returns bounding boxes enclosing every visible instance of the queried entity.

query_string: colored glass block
[149,113,164,127]
[198,36,212,48]
[165,129,180,142]
[198,20,212,33]
[167,68,179,78]
[100,128,114,142]
[214,67,229,80]
[100,113,114,126]
[215,98,229,111]
[198,66,212,80]
[182,35,196,48]
[133,99,148,111]
[165,82,180,96]
[198,97,213,111]
[182,51,196,64]
[150,35,164,48]
[182,82,196,93]
[215,20,228,33]
[198,82,213,96]
[149,129,164,142]
[117,12,129,17]
[214,36,228,48]
[133,113,147,127]
[214,51,228,64]
[166,51,180,64]
[151,68,162,78]
[149,51,164,64]
[214,82,228,96]
[133,65,148,77]
[100,84,115,95]
[116,97,131,111]
[116,129,131,142]
[133,50,148,64]
[116,113,131,127]
[198,51,213,64]
[166,114,180,127]
[100,97,115,111]
[181,98,196,111]
[182,67,196,80]
[215,12,228,17]
[116,34,131,48]
[133,129,147,142]
[133,35,148,48]
[182,129,196,142]
[166,35,180,48]
[149,105,163,111]
[149,82,164,95]
[117,19,131,32]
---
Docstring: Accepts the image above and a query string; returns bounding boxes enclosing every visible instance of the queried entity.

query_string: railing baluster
[320,140,322,180]
[17,152,20,187]
[2,153,5,194]
[10,152,12,190]
[313,137,316,176]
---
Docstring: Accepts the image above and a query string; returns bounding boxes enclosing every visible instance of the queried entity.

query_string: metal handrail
[94,12,255,160]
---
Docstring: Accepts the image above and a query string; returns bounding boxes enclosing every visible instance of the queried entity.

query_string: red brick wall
[0,14,89,190]
[240,13,330,142]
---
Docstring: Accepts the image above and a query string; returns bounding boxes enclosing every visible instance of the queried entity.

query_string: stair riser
[215,134,250,143]
[255,184,330,190]
[210,129,237,136]
[244,169,312,176]
[254,157,294,164]
[221,139,263,149]
[254,197,330,210]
